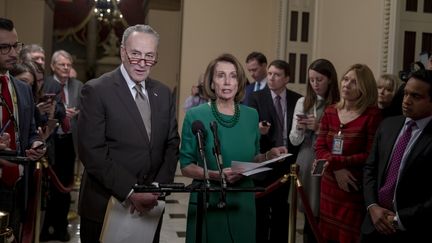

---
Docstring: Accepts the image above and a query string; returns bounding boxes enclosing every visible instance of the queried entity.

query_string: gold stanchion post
[0,211,14,243]
[288,164,299,243]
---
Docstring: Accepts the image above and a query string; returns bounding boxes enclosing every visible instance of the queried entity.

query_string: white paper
[100,196,165,243]
[231,153,292,176]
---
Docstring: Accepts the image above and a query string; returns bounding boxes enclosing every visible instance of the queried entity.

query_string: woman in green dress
[180,53,287,243]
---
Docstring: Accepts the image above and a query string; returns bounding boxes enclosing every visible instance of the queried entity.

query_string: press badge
[332,130,344,155]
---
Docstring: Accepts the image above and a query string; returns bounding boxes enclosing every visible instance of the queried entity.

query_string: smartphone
[312,159,326,176]
[40,93,56,102]
[296,114,308,119]
[33,143,46,150]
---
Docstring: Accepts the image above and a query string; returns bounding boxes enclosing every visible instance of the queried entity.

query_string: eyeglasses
[55,63,72,68]
[125,51,158,67]
[0,42,24,55]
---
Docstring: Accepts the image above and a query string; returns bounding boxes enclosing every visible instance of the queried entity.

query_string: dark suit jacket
[44,76,83,149]
[248,87,302,185]
[10,76,39,154]
[77,68,180,222]
[362,116,432,238]
[242,83,255,105]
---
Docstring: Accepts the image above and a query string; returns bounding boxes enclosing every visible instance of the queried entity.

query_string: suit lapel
[113,70,150,145]
[379,119,404,181]
[402,120,432,172]
[145,79,157,146]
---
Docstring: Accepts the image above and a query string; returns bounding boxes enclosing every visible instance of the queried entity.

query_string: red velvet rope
[297,182,325,243]
[254,173,325,243]
[46,165,75,193]
[255,175,290,198]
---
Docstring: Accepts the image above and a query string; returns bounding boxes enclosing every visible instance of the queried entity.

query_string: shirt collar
[53,75,68,86]
[270,88,286,101]
[120,64,147,91]
[405,115,432,131]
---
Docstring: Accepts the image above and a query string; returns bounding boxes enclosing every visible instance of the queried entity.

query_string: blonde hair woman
[315,64,383,243]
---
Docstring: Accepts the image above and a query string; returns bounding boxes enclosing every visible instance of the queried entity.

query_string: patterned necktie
[378,120,416,210]
[274,95,284,125]
[0,75,16,150]
[134,83,151,139]
[60,83,71,133]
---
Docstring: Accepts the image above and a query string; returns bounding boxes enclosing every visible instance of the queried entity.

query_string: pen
[0,120,11,136]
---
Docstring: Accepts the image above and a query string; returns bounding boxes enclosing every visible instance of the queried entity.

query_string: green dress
[180,102,260,243]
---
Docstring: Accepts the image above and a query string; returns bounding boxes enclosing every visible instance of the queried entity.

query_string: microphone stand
[210,121,227,209]
[195,129,210,243]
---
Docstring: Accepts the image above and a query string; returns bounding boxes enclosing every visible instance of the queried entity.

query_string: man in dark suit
[242,52,268,105]
[249,59,302,243]
[40,50,83,242]
[0,17,45,241]
[362,69,432,243]
[77,24,180,243]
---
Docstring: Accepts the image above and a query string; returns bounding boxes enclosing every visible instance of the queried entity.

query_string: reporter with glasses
[0,17,45,241]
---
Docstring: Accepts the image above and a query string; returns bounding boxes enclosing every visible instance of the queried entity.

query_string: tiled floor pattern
[44,169,305,243]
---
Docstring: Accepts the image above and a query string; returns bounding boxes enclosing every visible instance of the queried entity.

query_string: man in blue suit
[242,52,268,105]
[0,17,46,241]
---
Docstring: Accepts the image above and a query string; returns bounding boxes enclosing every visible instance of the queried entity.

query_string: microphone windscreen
[191,120,205,135]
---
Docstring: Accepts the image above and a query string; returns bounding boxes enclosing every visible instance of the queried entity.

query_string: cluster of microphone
[191,120,227,208]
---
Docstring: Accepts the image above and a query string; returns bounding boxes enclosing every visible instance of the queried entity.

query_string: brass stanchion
[34,161,43,243]
[0,211,15,243]
[288,164,299,243]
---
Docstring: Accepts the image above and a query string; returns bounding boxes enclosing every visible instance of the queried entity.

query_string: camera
[399,53,427,82]
[399,62,425,82]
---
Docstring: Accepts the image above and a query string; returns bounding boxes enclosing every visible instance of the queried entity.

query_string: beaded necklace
[210,100,240,128]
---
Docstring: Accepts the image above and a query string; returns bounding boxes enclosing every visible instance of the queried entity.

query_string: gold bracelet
[265,151,270,160]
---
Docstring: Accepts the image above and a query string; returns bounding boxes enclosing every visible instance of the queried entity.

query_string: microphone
[191,120,210,188]
[210,121,227,208]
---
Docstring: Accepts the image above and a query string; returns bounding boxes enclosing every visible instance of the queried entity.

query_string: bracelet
[265,151,270,160]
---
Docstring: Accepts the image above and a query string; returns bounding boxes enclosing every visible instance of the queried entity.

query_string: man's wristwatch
[392,216,399,230]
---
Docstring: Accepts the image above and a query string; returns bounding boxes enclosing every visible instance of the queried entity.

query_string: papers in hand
[231,153,292,176]
[100,196,165,243]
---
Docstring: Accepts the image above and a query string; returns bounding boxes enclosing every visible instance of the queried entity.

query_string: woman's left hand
[223,167,243,184]
[333,168,359,192]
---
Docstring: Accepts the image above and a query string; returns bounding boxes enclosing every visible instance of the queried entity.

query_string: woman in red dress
[315,64,382,243]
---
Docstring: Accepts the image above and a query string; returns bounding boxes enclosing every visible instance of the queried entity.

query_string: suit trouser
[255,184,290,243]
[42,133,75,236]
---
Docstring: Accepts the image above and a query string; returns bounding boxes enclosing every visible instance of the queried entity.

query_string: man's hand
[128,192,160,214]
[66,107,79,119]
[258,121,271,135]
[368,204,397,235]
[25,141,46,161]
[0,132,11,150]
[266,146,288,160]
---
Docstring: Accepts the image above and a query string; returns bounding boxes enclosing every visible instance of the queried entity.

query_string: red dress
[315,105,382,243]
